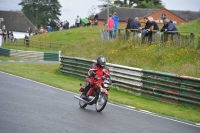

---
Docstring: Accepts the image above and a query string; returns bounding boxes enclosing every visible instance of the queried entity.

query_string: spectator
[76,15,81,27]
[112,12,119,39]
[56,21,61,30]
[107,14,114,39]
[60,20,63,28]
[134,17,142,37]
[125,18,141,38]
[7,30,10,39]
[33,26,38,35]
[63,21,67,29]
[47,26,51,32]
[24,35,29,47]
[2,30,6,42]
[161,18,178,33]
[10,31,15,41]
[94,13,99,25]
[63,21,69,29]
[42,27,47,34]
[66,20,69,29]
[161,18,178,41]
[94,19,98,26]
[39,27,44,34]
[126,18,140,32]
[139,17,159,43]
[134,17,141,27]
[27,26,32,36]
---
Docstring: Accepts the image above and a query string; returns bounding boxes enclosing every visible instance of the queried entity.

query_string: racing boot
[81,82,90,99]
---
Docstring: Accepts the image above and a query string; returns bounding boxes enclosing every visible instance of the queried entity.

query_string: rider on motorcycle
[81,56,110,99]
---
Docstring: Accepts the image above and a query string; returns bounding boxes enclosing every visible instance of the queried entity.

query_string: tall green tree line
[19,0,62,29]
[99,0,164,9]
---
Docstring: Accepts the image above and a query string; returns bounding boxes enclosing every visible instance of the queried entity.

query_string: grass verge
[0,62,199,123]
[0,56,22,61]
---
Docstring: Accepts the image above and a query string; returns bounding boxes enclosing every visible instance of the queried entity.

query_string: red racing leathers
[82,63,110,96]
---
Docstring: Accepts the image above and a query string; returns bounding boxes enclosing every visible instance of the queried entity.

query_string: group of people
[106,11,178,42]
[125,16,178,43]
[56,20,70,30]
[28,26,53,36]
[1,30,15,42]
[74,14,99,28]
[107,12,120,39]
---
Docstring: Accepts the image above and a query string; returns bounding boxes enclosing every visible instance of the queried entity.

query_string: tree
[88,5,97,18]
[136,0,164,8]
[19,0,62,28]
[98,0,164,9]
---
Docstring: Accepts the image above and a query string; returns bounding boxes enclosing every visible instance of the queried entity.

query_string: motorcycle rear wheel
[95,94,108,112]
[79,95,87,108]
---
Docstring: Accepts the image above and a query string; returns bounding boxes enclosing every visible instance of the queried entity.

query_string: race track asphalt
[0,72,199,133]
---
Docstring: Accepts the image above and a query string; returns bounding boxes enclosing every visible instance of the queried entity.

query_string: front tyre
[95,94,108,112]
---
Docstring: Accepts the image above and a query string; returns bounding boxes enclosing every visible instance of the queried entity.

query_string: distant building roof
[170,10,200,22]
[98,7,200,22]
[0,10,34,32]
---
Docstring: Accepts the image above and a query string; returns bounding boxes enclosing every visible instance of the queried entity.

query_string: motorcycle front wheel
[95,94,108,112]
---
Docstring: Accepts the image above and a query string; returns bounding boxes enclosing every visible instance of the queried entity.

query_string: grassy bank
[0,62,199,123]
[3,19,200,77]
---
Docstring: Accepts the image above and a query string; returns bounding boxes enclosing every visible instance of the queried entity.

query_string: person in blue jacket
[161,18,178,41]
[161,18,178,33]
[112,12,119,39]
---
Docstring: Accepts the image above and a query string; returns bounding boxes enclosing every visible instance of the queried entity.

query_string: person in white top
[76,15,81,27]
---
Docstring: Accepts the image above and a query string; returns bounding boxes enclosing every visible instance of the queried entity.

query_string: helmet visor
[100,61,105,67]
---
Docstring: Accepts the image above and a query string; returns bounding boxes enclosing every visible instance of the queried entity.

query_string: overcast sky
[0,0,199,26]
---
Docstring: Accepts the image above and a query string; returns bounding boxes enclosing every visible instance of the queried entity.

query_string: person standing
[107,14,114,39]
[112,12,119,39]
[66,20,69,29]
[33,26,38,35]
[94,13,99,25]
[76,16,81,27]
[47,26,51,32]
[24,35,29,47]
[27,26,32,37]
[2,30,6,42]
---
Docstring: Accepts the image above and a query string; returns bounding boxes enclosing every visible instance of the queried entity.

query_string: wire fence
[2,38,65,50]
[2,29,200,51]
[100,29,200,49]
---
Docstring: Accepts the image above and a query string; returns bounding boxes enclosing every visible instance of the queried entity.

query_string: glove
[101,75,105,80]
[92,71,96,76]
[94,75,98,80]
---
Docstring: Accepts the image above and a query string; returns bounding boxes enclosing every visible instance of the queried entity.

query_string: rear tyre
[95,94,108,112]
[79,95,87,108]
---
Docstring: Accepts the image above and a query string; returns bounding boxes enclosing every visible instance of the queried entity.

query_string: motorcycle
[74,74,112,112]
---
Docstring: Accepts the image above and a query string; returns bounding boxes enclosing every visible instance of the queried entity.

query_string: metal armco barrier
[0,47,10,56]
[142,70,200,108]
[0,48,60,61]
[60,56,200,109]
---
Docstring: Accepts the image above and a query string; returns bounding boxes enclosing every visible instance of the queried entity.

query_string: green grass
[2,20,200,77]
[177,19,200,33]
[0,62,199,123]
[0,56,21,61]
